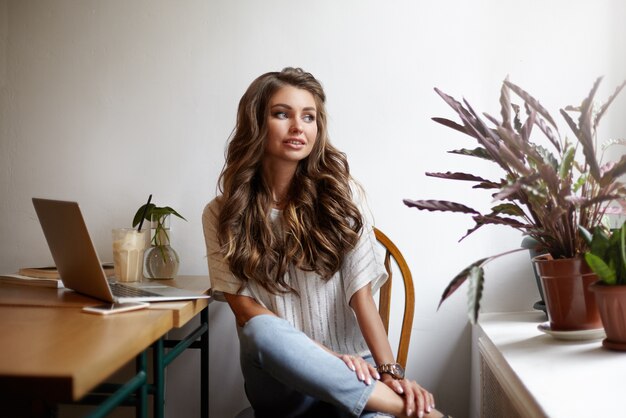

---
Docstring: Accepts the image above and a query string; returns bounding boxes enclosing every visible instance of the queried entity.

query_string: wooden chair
[373,227,415,369]
[235,228,415,417]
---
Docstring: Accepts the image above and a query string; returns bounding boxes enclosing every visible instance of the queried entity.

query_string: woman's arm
[350,284,436,417]
[223,292,277,327]
[349,283,395,365]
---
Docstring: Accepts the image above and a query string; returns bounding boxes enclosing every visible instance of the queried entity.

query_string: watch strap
[376,363,404,379]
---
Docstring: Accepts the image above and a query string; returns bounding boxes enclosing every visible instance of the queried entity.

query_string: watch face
[393,364,405,378]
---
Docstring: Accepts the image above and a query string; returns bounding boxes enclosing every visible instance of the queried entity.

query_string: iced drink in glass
[112,228,149,282]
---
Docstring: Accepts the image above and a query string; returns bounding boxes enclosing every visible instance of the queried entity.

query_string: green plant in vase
[404,77,626,324]
[133,199,186,279]
[580,219,626,349]
[581,220,626,286]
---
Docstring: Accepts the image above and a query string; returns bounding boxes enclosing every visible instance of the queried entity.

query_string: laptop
[32,198,210,303]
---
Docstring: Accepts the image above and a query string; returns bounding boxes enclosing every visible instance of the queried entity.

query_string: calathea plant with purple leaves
[405,77,626,323]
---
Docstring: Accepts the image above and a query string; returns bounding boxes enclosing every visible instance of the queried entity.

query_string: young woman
[204,68,446,418]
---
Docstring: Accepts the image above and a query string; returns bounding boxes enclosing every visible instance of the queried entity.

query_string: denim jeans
[238,314,384,418]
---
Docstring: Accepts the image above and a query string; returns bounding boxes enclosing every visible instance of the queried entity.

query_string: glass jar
[144,214,180,279]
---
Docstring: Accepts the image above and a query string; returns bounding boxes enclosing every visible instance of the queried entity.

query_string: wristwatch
[376,363,405,380]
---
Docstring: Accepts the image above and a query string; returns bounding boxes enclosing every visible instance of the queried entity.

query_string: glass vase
[144,214,180,279]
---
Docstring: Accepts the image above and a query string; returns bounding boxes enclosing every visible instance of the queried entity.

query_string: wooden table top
[0,305,172,402]
[0,275,211,402]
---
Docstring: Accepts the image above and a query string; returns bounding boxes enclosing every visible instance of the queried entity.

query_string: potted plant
[581,219,626,350]
[404,77,626,327]
[133,196,186,279]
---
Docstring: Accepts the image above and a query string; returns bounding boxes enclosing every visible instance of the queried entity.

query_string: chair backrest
[373,227,415,369]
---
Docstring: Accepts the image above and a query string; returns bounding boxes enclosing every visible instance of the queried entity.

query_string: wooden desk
[0,275,211,417]
[0,305,172,402]
[0,275,211,325]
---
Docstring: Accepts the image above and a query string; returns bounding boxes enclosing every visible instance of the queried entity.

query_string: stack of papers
[1,264,114,289]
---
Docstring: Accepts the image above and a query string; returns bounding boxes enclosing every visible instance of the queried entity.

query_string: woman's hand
[381,375,435,417]
[338,354,380,386]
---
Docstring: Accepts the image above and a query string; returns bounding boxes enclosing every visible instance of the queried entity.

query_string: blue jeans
[238,315,382,418]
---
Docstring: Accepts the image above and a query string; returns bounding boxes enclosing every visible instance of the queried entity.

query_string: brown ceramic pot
[590,282,626,350]
[533,254,602,331]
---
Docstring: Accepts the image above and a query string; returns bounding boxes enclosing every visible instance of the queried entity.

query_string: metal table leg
[200,307,208,418]
[153,337,165,418]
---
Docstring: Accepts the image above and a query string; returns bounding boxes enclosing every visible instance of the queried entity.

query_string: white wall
[1,1,624,418]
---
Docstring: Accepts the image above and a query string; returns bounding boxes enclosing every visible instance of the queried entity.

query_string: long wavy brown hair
[217,67,363,294]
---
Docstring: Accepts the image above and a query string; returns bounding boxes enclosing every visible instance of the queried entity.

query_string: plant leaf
[462,98,497,141]
[472,181,503,190]
[431,117,468,136]
[532,145,559,172]
[477,214,527,228]
[149,206,187,221]
[511,103,523,133]
[491,203,526,217]
[534,115,561,152]
[559,108,580,139]
[438,248,527,317]
[434,88,511,173]
[483,112,500,127]
[403,199,481,215]
[163,206,187,221]
[448,147,493,161]
[594,79,625,130]
[132,203,156,227]
[425,171,492,183]
[558,145,576,180]
[438,258,488,310]
[433,88,476,129]
[491,173,540,201]
[604,154,626,182]
[576,77,603,181]
[133,203,187,227]
[520,108,536,143]
[504,80,559,129]
[585,253,616,284]
[498,141,530,174]
[601,138,626,151]
[500,77,512,130]
[458,214,527,242]
[536,159,562,201]
[577,193,624,210]
[590,226,610,257]
[467,266,485,324]
[577,225,593,247]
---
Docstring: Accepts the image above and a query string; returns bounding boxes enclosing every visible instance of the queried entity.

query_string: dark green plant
[580,221,626,285]
[132,203,186,247]
[404,77,626,323]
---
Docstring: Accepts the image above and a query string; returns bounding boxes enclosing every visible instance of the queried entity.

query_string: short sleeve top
[202,197,388,356]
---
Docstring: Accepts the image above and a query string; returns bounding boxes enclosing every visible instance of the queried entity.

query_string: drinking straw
[137,194,152,232]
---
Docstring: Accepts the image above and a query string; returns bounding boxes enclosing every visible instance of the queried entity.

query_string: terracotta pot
[533,254,601,331]
[590,282,626,350]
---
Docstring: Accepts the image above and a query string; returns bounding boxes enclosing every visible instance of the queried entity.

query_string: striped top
[202,197,388,356]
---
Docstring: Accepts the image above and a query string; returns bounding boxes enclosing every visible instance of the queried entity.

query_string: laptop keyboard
[110,282,161,298]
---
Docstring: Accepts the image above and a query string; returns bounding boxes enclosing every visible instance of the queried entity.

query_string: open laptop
[32,198,210,303]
